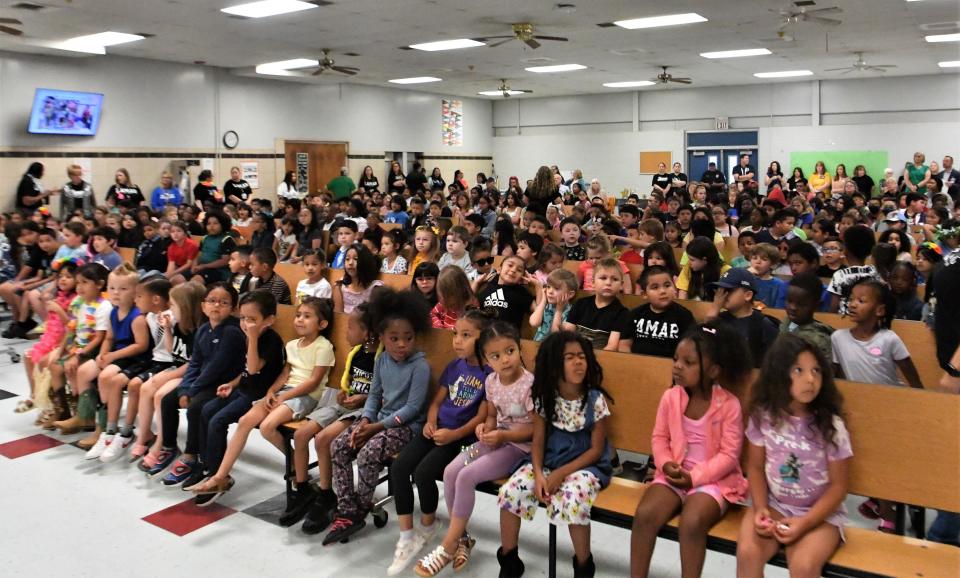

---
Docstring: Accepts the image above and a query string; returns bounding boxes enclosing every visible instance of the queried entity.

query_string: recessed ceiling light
[701,48,772,59]
[753,70,813,78]
[221,0,317,18]
[255,58,319,75]
[603,80,655,88]
[51,31,145,54]
[388,76,442,84]
[525,63,587,73]
[478,90,526,96]
[925,32,960,42]
[939,60,960,68]
[613,13,707,30]
[409,39,485,51]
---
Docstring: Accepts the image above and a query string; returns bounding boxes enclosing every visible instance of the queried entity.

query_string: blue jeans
[928,511,960,546]
[198,390,254,474]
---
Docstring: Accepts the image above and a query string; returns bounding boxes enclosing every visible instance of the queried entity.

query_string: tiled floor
[0,335,897,578]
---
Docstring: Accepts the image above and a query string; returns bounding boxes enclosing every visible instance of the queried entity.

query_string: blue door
[688,150,723,182]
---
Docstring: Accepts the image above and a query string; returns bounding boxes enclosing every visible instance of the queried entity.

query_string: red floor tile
[0,434,64,459]
[142,498,236,536]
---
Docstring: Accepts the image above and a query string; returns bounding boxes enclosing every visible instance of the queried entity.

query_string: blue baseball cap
[710,268,758,292]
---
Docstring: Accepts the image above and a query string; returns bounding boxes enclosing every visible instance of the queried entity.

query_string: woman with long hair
[277,170,300,200]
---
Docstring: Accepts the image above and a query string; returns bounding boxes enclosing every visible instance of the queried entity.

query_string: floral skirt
[497,463,600,526]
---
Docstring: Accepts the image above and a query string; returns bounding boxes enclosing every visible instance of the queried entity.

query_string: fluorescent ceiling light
[603,80,655,88]
[525,63,587,73]
[221,0,317,18]
[478,90,525,96]
[51,31,144,54]
[388,76,442,84]
[754,70,813,78]
[939,61,960,68]
[409,39,485,51]
[614,13,707,30]
[701,48,771,59]
[925,32,960,43]
[255,58,318,75]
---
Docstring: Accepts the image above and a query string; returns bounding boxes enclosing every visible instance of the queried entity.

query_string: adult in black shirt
[623,301,695,358]
[193,170,223,210]
[668,163,688,196]
[405,162,428,194]
[105,168,144,210]
[428,167,446,192]
[731,154,756,191]
[700,162,726,199]
[358,165,379,193]
[851,165,876,199]
[223,166,252,206]
[15,162,53,213]
[651,163,671,195]
[787,167,807,195]
[764,161,784,194]
[387,160,406,195]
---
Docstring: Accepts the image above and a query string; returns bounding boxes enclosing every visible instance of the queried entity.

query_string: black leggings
[160,387,217,456]
[390,433,465,517]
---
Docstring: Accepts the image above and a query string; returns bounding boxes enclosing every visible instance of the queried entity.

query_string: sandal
[415,545,453,577]
[34,409,53,426]
[453,535,476,572]
[14,399,34,413]
[878,519,897,534]
[858,498,881,520]
[192,476,233,495]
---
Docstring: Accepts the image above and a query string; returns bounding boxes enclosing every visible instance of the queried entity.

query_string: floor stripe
[0,433,64,459]
[142,498,237,536]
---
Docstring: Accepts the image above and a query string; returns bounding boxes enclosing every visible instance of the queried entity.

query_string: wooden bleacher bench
[272,312,958,578]
[117,247,135,266]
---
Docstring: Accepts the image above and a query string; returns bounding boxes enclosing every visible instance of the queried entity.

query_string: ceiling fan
[652,66,692,85]
[474,23,568,50]
[772,4,842,28]
[825,52,897,74]
[309,49,358,76]
[483,79,533,98]
[0,17,23,36]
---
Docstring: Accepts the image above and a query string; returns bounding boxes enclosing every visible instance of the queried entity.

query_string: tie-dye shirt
[68,295,112,349]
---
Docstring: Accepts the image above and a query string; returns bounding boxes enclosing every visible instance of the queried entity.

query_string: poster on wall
[296,152,310,193]
[441,99,463,147]
[241,161,260,189]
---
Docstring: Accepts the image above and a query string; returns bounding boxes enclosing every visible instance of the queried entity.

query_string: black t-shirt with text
[628,302,695,357]
[106,184,144,209]
[479,282,535,329]
[346,347,376,395]
[566,296,632,350]
[238,328,286,399]
[224,179,252,204]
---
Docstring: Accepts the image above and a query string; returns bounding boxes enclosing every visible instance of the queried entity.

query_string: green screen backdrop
[788,151,890,191]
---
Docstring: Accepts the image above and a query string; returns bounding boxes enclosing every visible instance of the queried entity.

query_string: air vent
[609,47,646,56]
[794,0,816,6]
[397,46,413,50]
[596,22,616,28]
[521,56,554,64]
[308,0,334,5]
[343,52,360,57]
[135,33,156,38]
[11,2,47,10]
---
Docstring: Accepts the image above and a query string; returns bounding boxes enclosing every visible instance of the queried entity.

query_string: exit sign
[715,117,729,130]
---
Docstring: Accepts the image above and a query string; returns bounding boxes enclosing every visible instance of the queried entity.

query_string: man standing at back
[326,167,356,201]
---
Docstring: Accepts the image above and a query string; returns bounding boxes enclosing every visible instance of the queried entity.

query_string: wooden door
[284,141,348,195]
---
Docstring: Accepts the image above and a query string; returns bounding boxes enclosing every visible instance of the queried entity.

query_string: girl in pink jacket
[631,323,753,578]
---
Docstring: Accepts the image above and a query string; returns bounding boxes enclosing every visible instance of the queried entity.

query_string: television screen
[27,88,104,136]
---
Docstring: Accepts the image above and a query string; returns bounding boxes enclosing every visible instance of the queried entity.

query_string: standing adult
[151,171,182,211]
[427,167,445,191]
[808,161,832,200]
[61,164,96,218]
[731,153,756,193]
[358,165,379,194]
[105,168,144,210]
[903,152,932,195]
[939,156,959,195]
[525,165,560,218]
[327,167,356,200]
[405,162,427,195]
[277,171,301,200]
[787,167,807,196]
[851,165,876,199]
[193,169,223,209]
[831,164,850,196]
[223,166,252,206]
[387,160,406,195]
[651,162,671,196]
[764,161,784,195]
[700,161,726,201]
[669,162,688,196]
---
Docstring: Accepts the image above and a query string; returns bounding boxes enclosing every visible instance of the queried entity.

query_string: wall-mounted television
[27,88,104,136]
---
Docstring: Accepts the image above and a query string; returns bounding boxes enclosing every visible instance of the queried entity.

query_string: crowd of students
[5,153,960,577]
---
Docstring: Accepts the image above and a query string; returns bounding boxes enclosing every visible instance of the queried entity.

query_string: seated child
[330,219,359,270]
[438,226,475,277]
[531,243,565,285]
[516,231,543,273]
[135,220,167,275]
[827,225,881,315]
[708,268,779,366]
[333,243,384,314]
[90,226,122,271]
[563,257,632,351]
[816,236,844,279]
[296,249,333,303]
[748,243,787,308]
[620,265,695,358]
[165,221,200,284]
[888,262,923,321]
[780,272,835,360]
[730,231,756,269]
[477,256,536,330]
[431,266,477,330]
[228,246,251,295]
[560,217,586,261]
[245,247,292,305]
[530,269,577,342]
[190,211,237,284]
[786,242,830,311]
[578,234,633,294]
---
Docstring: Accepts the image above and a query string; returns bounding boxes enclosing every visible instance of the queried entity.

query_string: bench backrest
[272,309,959,513]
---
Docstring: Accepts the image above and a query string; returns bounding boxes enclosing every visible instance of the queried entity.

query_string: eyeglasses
[203,298,233,307]
[473,257,494,266]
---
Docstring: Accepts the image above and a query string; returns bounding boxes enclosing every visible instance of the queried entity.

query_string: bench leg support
[548,523,557,578]
[281,429,295,509]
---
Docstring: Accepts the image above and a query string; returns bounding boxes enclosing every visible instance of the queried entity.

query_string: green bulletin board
[788,151,889,186]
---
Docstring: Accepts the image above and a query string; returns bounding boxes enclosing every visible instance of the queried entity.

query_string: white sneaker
[387,532,428,576]
[99,433,133,463]
[84,433,113,460]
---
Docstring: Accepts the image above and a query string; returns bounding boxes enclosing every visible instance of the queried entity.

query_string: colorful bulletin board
[442,99,463,147]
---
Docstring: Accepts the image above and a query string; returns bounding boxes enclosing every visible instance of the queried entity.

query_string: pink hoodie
[651,384,748,503]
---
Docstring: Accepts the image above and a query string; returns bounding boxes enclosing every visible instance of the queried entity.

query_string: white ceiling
[1,0,958,98]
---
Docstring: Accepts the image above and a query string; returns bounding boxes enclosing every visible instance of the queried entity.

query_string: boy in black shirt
[619,265,694,357]
[707,268,778,367]
[245,247,292,305]
[135,220,168,275]
[195,290,285,506]
[560,217,586,261]
[562,257,631,351]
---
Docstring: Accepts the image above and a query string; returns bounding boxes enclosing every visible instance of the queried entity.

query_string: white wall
[0,51,493,153]
[492,74,960,194]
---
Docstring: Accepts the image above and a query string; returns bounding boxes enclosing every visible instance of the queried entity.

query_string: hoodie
[362,350,430,435]
[178,316,245,398]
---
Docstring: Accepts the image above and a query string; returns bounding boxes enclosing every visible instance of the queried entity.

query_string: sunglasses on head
[473,257,494,266]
